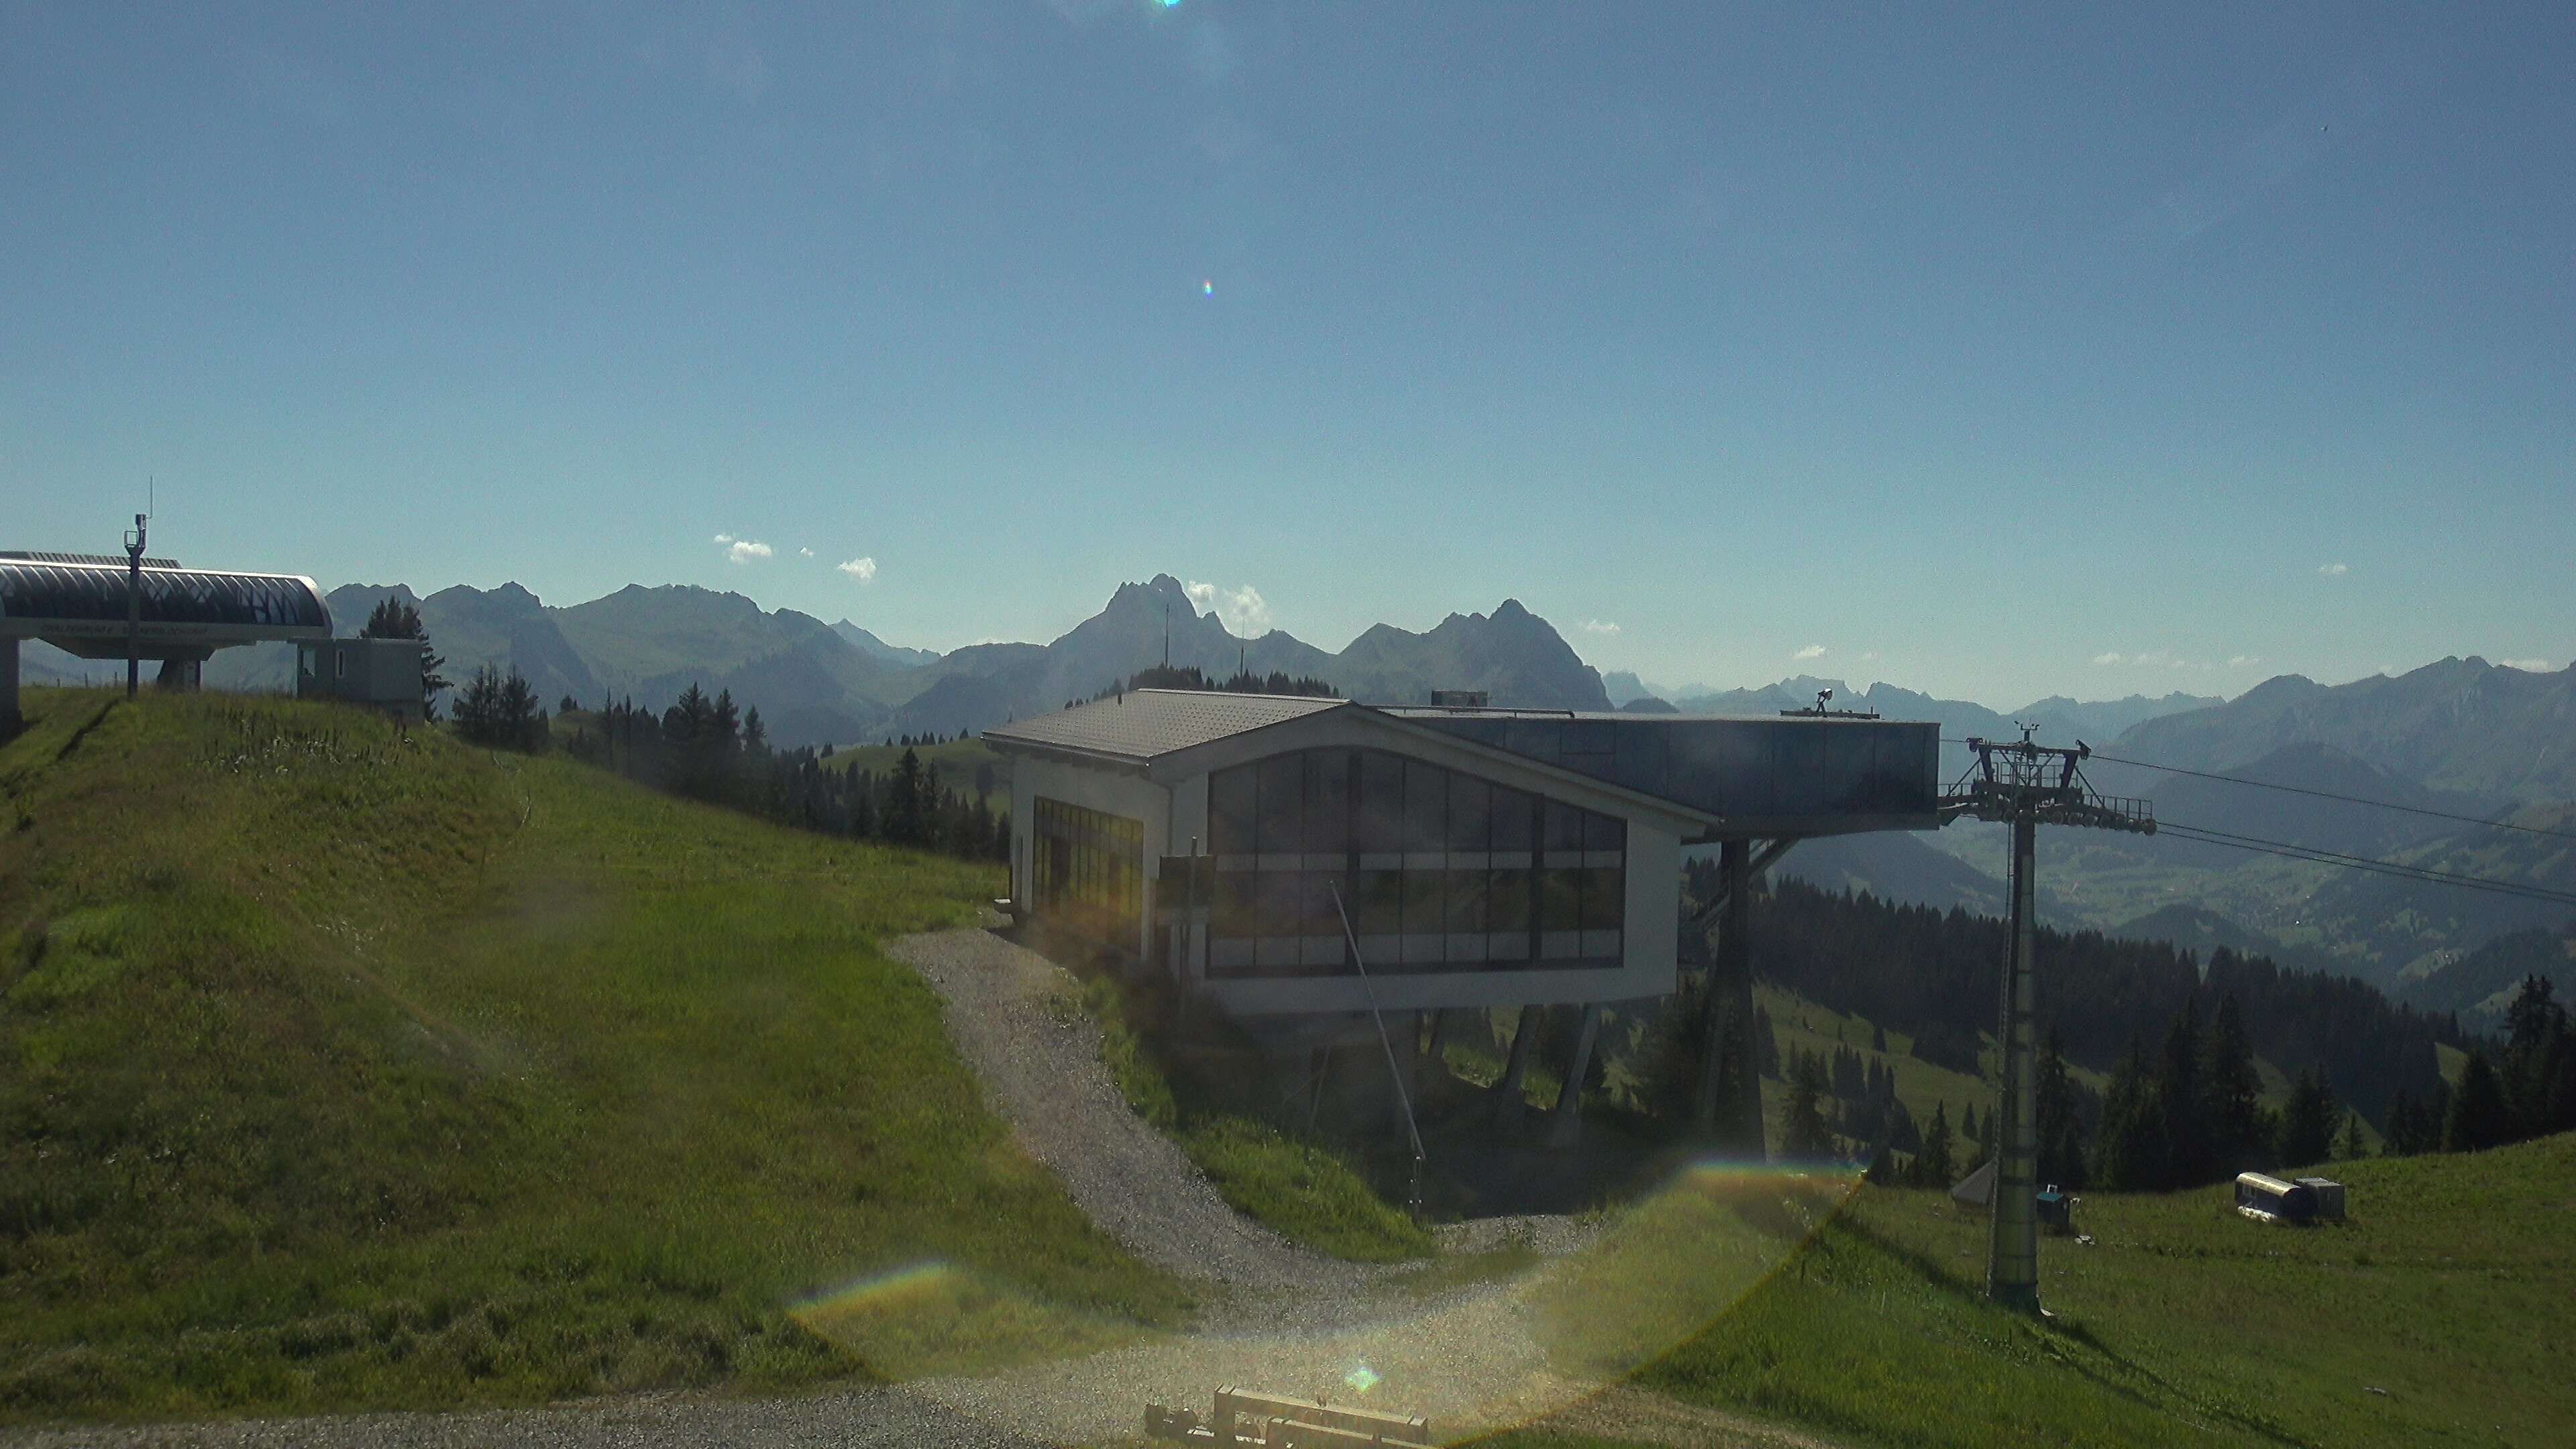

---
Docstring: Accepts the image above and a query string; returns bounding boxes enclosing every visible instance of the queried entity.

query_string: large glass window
[1034,797,1144,946]
[1203,749,1625,979]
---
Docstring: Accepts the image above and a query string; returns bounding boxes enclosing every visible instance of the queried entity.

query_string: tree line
[560,686,1008,863]
[1707,871,2467,1129]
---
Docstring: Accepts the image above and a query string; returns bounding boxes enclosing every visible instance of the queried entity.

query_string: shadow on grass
[1820,1206,2316,1449]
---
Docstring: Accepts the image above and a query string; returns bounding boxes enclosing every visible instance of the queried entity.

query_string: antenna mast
[1942,728,2152,1313]
[122,506,150,698]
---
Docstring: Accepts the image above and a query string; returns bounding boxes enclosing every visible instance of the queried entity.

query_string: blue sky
[6,2,2569,707]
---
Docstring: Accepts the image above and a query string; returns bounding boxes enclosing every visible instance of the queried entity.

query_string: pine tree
[1918,1102,1955,1187]
[2035,1025,2086,1189]
[2156,1000,2210,1186]
[2275,1066,2339,1168]
[887,747,928,845]
[1872,1022,1888,1054]
[2443,1052,2510,1153]
[1782,1050,1835,1161]
[2201,994,2267,1175]
[1756,1006,1781,1079]
[2091,1037,2173,1190]
[2337,1110,2367,1161]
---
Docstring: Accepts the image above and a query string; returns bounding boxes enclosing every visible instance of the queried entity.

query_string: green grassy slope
[0,688,1181,1424]
[1482,1134,2574,1449]
[821,738,1011,810]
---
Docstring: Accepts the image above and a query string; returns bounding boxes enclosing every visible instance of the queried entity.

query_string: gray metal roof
[983,688,1346,763]
[0,550,182,569]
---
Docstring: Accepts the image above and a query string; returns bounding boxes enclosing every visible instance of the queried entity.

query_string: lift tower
[1943,731,2152,1311]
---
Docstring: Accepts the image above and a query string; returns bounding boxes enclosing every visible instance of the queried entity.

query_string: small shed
[2294,1177,2347,1222]
[297,637,425,720]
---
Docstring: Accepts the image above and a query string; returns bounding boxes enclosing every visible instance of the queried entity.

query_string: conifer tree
[2035,1025,2086,1189]
[2443,1052,2510,1153]
[2275,1066,2339,1167]
[2337,1110,2367,1161]
[2157,999,2210,1185]
[1782,1050,1835,1161]
[2201,993,2267,1175]
[2091,1037,2172,1190]
[1918,1102,1955,1187]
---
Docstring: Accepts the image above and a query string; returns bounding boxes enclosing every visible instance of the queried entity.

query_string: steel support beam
[1547,1003,1603,1148]
[1987,817,2041,1311]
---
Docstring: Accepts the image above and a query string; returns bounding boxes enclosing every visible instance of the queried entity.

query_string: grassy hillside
[1481,1135,2575,1449]
[0,688,1181,1424]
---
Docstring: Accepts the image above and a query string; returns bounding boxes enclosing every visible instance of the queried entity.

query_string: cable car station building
[986,690,1941,1136]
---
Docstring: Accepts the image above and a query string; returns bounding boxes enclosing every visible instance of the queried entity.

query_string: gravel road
[885,926,1373,1297]
[5,925,1787,1448]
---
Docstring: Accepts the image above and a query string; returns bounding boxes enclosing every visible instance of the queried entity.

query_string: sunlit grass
[0,687,1185,1422]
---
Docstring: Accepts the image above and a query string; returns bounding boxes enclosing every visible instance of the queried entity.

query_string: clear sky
[6,3,2569,708]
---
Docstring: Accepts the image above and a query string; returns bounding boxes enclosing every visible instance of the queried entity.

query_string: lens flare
[1201,278,1215,297]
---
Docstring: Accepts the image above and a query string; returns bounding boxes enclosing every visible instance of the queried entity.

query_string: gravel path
[0,1387,1042,1449]
[886,926,1371,1297]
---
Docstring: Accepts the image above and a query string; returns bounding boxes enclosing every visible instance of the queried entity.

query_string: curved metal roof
[0,561,330,648]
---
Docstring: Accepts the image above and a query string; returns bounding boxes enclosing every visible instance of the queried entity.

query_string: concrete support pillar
[1721,839,1765,1160]
[0,639,19,736]
[1493,1003,1544,1116]
[1546,1003,1603,1148]
[1988,817,2042,1311]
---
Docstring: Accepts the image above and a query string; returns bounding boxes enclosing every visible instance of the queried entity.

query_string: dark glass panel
[1255,753,1304,853]
[1308,750,1352,854]
[1210,766,1256,855]
[1403,865,1445,938]
[1487,868,1531,934]
[1402,758,1446,851]
[1543,798,1585,852]
[1585,810,1625,851]
[1257,870,1305,936]
[1446,773,1492,853]
[1580,867,1624,930]
[1540,867,1582,934]
[1356,868,1404,934]
[1357,751,1406,852]
[1215,871,1258,938]
[1447,866,1489,934]
[1490,786,1536,851]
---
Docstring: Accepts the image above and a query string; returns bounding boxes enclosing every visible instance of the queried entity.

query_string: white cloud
[2093,652,2125,665]
[1580,619,1621,635]
[717,537,773,564]
[837,557,878,583]
[1792,644,1827,661]
[1185,580,1273,635]
[1860,651,1880,663]
[798,547,814,558]
[2318,562,2349,576]
[2227,655,2262,667]
[712,532,733,544]
[2502,657,2554,672]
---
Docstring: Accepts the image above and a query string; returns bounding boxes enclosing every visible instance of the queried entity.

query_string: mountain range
[23,568,2571,1010]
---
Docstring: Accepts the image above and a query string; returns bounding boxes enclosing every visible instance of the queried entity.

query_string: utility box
[298,637,426,721]
[2294,1177,2347,1222]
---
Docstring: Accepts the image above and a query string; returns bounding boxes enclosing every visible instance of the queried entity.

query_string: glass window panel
[1490,786,1536,851]
[1541,930,1583,961]
[1258,871,1305,937]
[1256,936,1298,969]
[1540,866,1582,934]
[1256,753,1303,853]
[1487,867,1531,934]
[1403,864,1445,938]
[1212,937,1254,972]
[1446,773,1491,853]
[1447,865,1488,934]
[1581,928,1624,961]
[1214,871,1258,938]
[1584,810,1625,851]
[1402,759,1446,852]
[1401,930,1446,965]
[1544,799,1585,852]
[1580,867,1624,930]
[1307,750,1352,855]
[1210,767,1256,856]
[1356,868,1404,935]
[1357,751,1405,853]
